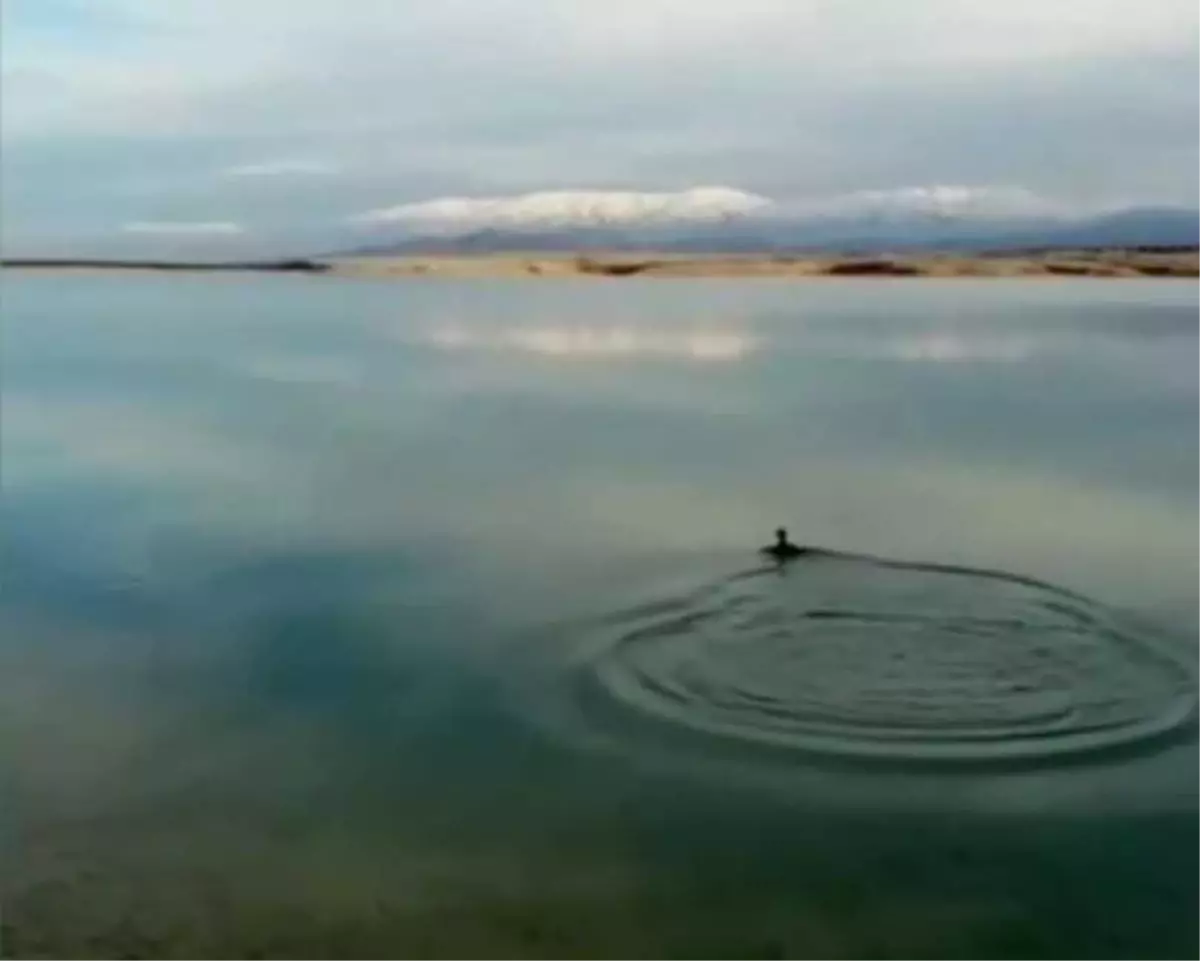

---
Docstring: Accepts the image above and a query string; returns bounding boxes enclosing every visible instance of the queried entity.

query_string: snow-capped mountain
[352,187,770,231]
[776,185,1068,222]
[338,186,1198,255]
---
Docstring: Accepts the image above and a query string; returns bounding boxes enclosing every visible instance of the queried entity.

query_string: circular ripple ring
[576,553,1196,764]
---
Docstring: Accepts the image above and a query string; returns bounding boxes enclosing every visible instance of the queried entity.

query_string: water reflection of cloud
[419,323,757,362]
[805,322,1199,367]
[888,333,1035,362]
[860,329,1197,380]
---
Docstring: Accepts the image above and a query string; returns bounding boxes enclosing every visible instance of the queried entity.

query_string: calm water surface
[2,275,1197,958]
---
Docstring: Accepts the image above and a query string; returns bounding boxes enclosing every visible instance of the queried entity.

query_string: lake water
[2,274,1197,958]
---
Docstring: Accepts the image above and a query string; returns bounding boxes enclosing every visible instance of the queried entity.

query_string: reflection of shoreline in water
[415,322,758,361]
[400,298,1198,368]
[516,549,1197,780]
[407,321,1123,366]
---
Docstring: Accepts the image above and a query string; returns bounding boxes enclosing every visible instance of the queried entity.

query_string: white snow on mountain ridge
[782,185,1069,221]
[350,184,1074,231]
[352,187,771,230]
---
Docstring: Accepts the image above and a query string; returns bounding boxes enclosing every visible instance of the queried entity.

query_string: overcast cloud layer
[3,0,1197,255]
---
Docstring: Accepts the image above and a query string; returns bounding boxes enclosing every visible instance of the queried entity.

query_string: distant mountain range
[335,206,1199,256]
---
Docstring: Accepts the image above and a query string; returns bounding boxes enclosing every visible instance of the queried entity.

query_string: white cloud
[8,4,1196,144]
[861,0,1199,65]
[549,0,1200,63]
[545,0,814,60]
[222,159,338,177]
[42,0,1199,68]
[122,221,245,234]
[2,0,1196,250]
[352,187,771,229]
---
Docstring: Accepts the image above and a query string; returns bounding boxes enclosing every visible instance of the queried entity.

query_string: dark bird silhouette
[761,527,806,560]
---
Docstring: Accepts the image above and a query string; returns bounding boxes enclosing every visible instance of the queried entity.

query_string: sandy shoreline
[329,251,1199,279]
[4,251,1197,279]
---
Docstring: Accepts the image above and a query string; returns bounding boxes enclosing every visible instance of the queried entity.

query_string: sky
[2,0,1197,256]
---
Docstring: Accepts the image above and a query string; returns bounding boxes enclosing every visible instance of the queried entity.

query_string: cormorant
[762,527,806,560]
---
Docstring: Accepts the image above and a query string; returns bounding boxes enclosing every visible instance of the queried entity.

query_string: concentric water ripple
[564,553,1197,765]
